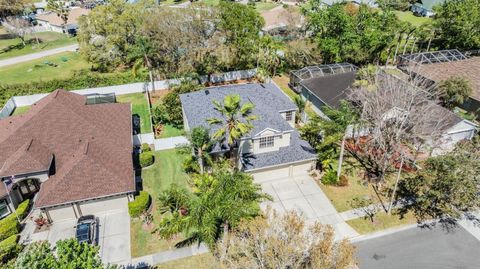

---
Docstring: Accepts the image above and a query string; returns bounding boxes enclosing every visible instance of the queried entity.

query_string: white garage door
[47,204,77,222]
[252,166,290,183]
[79,195,128,216]
[292,162,314,177]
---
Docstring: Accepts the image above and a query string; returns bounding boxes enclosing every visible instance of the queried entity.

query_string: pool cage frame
[289,63,357,92]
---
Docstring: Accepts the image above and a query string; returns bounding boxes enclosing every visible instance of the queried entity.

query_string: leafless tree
[6,17,31,46]
[345,70,453,213]
[216,208,356,269]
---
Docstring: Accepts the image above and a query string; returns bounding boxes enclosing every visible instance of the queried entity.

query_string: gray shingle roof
[242,131,317,171]
[180,83,297,138]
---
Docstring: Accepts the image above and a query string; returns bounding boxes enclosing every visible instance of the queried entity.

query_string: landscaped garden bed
[130,149,191,257]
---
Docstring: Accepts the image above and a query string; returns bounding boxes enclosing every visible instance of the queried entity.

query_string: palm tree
[207,94,257,165]
[293,96,306,124]
[177,126,213,174]
[156,169,269,249]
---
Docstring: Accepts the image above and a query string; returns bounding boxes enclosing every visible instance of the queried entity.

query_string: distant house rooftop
[36,7,90,27]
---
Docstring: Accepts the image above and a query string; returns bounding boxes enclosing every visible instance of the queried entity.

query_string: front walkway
[258,175,359,240]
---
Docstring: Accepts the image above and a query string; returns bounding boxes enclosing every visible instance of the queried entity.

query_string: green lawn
[272,74,297,101]
[11,106,30,116]
[154,254,215,269]
[117,93,152,134]
[0,32,77,60]
[394,11,431,27]
[254,1,279,11]
[319,176,379,213]
[158,124,184,138]
[0,51,89,84]
[346,211,417,234]
[131,149,191,257]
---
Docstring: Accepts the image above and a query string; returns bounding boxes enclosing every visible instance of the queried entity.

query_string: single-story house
[260,6,304,35]
[36,7,90,33]
[0,90,135,222]
[411,0,444,17]
[180,83,317,182]
[403,53,480,118]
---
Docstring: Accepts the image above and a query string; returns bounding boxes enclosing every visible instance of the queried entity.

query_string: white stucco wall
[251,130,291,154]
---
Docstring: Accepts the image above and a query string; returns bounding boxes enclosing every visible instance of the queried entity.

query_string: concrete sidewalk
[0,44,79,68]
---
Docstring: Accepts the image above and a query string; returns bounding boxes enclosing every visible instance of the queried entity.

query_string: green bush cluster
[321,170,338,185]
[0,235,20,263]
[139,152,154,168]
[0,71,146,107]
[128,191,151,218]
[0,200,30,242]
[141,143,151,152]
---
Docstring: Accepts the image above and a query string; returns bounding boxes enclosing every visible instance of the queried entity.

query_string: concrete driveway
[354,225,480,269]
[21,210,130,265]
[258,175,359,239]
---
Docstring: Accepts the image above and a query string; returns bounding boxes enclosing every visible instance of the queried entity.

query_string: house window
[0,199,10,219]
[259,136,275,149]
[285,111,293,121]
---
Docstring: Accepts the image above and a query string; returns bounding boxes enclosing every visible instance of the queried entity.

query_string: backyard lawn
[0,32,77,60]
[394,11,431,27]
[254,1,279,11]
[346,211,418,234]
[0,52,89,84]
[154,254,214,269]
[11,105,30,116]
[117,93,152,134]
[130,149,191,257]
[158,124,184,138]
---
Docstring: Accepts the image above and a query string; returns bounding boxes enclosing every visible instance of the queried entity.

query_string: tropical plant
[207,94,257,164]
[293,96,306,123]
[156,168,269,249]
[178,126,213,174]
[436,76,473,109]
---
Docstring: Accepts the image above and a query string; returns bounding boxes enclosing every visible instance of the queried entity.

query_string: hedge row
[128,191,151,218]
[0,71,147,107]
[0,235,20,263]
[0,200,30,242]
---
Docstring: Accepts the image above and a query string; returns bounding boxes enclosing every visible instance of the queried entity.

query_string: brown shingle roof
[414,57,480,100]
[36,7,90,26]
[0,90,135,207]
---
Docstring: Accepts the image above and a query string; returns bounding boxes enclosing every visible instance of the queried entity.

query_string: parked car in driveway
[75,215,98,245]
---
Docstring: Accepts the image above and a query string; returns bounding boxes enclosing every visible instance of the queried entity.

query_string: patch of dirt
[150,90,171,105]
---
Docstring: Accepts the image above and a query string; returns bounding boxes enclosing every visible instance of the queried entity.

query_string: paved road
[355,225,480,269]
[0,44,79,68]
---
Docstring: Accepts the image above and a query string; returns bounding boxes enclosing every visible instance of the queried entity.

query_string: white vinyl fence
[0,69,257,119]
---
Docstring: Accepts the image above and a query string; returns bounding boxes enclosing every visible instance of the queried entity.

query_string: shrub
[0,218,19,242]
[128,191,151,218]
[0,71,146,107]
[0,235,21,263]
[141,143,151,152]
[139,152,154,167]
[15,200,31,220]
[183,155,200,174]
[321,169,338,185]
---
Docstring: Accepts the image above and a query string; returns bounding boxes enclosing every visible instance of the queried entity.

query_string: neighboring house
[0,90,135,222]
[180,83,317,182]
[261,6,304,35]
[411,0,444,17]
[290,63,357,118]
[399,50,480,119]
[36,7,90,33]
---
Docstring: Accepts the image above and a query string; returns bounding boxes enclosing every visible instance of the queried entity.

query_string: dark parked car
[75,215,98,245]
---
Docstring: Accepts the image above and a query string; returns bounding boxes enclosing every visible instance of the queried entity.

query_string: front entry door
[18,179,40,200]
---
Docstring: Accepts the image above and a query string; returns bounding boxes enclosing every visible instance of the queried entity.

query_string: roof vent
[83,142,89,155]
[205,90,210,95]
[53,90,60,98]
[260,84,265,88]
